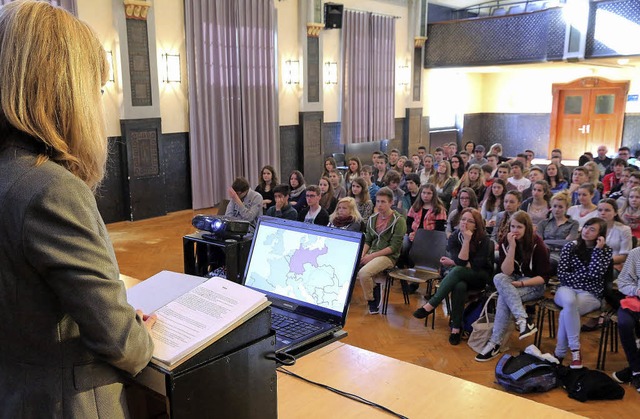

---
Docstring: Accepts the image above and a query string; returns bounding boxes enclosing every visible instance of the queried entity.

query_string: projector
[192,215,251,240]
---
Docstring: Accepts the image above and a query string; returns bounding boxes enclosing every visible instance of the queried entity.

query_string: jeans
[427,266,488,329]
[357,256,394,301]
[490,273,545,346]
[617,307,640,373]
[554,286,601,356]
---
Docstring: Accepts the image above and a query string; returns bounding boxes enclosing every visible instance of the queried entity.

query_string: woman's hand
[596,236,606,249]
[136,310,157,332]
[440,256,455,267]
[462,229,473,242]
[507,232,517,248]
[409,231,416,241]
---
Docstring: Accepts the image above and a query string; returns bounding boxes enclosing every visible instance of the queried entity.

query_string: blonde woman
[0,2,154,415]
[328,197,363,231]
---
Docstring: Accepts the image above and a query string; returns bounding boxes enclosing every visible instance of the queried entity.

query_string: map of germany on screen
[245,224,360,311]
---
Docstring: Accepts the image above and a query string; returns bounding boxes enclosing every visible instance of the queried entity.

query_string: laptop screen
[243,217,364,321]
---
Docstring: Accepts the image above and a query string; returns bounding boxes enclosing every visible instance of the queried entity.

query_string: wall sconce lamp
[105,50,115,83]
[162,53,181,83]
[324,62,338,84]
[398,65,410,86]
[284,60,300,84]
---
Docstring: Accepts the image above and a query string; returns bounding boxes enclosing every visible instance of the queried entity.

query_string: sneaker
[632,373,640,393]
[475,343,501,362]
[368,300,380,315]
[518,319,537,340]
[612,367,632,384]
[570,350,583,369]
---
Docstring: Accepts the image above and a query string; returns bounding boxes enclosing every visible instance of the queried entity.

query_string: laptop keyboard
[271,312,322,340]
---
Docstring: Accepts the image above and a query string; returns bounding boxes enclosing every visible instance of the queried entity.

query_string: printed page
[126,270,207,313]
[149,276,269,367]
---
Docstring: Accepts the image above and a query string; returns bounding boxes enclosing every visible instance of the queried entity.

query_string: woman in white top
[567,183,598,228]
[597,198,633,272]
[419,154,436,185]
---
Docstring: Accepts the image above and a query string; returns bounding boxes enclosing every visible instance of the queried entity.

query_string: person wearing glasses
[297,185,330,225]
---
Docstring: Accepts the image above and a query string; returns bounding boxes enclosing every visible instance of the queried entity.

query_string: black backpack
[495,353,558,394]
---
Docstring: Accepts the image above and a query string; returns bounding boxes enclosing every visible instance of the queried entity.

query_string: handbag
[468,291,513,353]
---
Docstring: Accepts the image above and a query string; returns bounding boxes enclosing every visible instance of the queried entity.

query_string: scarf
[331,215,354,228]
[289,184,306,199]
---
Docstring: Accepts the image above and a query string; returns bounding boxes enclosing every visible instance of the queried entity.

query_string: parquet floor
[107,209,640,418]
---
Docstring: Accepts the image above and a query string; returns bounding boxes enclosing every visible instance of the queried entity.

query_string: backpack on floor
[461,295,487,334]
[495,353,558,394]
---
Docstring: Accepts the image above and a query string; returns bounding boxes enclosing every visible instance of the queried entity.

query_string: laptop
[242,216,364,356]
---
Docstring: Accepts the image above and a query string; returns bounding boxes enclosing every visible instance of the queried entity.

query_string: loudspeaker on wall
[324,3,343,29]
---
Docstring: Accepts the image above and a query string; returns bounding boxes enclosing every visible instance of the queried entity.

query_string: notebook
[242,216,364,355]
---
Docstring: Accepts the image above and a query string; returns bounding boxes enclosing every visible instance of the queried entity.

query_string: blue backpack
[495,353,558,394]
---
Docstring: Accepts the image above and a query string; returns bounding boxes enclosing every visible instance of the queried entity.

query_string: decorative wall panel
[587,0,640,57]
[425,8,565,68]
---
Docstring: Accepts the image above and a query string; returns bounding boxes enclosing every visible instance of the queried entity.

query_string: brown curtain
[342,10,395,144]
[185,0,279,209]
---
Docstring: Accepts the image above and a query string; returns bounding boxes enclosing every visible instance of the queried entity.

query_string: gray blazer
[0,132,154,417]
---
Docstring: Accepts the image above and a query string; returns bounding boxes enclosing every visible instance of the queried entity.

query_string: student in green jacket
[357,187,407,314]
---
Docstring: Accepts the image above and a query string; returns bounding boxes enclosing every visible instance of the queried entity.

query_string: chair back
[409,229,447,271]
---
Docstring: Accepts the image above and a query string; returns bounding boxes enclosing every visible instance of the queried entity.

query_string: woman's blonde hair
[0,1,108,190]
[329,197,362,223]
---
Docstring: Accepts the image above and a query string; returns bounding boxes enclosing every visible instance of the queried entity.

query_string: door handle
[578,125,586,133]
[586,124,590,134]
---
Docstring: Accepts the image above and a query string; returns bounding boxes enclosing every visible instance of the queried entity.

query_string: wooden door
[550,77,629,160]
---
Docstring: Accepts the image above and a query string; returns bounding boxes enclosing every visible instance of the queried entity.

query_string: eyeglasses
[460,217,476,224]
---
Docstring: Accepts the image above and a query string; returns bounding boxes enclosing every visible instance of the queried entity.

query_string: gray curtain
[185,0,279,210]
[0,0,77,15]
[341,10,395,144]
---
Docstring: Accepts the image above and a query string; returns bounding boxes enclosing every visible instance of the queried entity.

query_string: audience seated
[401,173,421,210]
[419,154,436,185]
[361,165,380,202]
[612,246,640,391]
[464,141,476,155]
[398,184,447,268]
[447,187,479,237]
[414,208,493,346]
[255,165,278,211]
[373,155,389,187]
[318,176,337,215]
[521,166,544,201]
[481,179,506,230]
[328,197,363,232]
[329,169,347,200]
[553,217,613,368]
[349,176,374,222]
[536,191,579,271]
[603,158,628,197]
[544,162,569,194]
[357,187,407,314]
[450,154,465,180]
[388,148,400,171]
[345,157,362,191]
[225,177,263,226]
[520,180,551,226]
[384,170,405,212]
[297,185,329,225]
[567,183,598,228]
[507,160,531,193]
[584,161,604,197]
[476,211,550,361]
[619,186,640,239]
[265,184,297,220]
[551,148,572,181]
[492,190,523,244]
[288,170,307,212]
[468,144,488,166]
[399,159,414,193]
[431,160,457,211]
[598,198,632,272]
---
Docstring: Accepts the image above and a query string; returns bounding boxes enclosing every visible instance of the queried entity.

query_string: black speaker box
[324,3,344,29]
